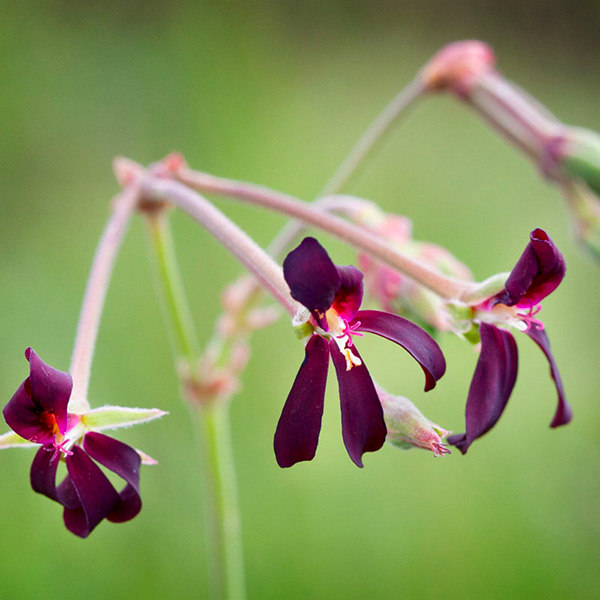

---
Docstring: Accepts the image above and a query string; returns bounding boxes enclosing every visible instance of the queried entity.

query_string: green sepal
[0,431,37,450]
[293,321,314,340]
[82,406,168,432]
[463,322,481,345]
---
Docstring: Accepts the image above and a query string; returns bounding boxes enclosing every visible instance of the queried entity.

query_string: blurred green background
[1,1,599,598]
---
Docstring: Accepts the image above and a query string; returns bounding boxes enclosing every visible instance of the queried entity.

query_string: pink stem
[140,176,298,316]
[174,168,477,301]
[69,182,142,413]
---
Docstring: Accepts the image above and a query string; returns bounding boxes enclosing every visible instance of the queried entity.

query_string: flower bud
[352,207,472,333]
[377,386,450,456]
[419,40,495,96]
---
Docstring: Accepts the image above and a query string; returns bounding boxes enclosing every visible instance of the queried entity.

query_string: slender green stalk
[318,77,424,198]
[146,213,200,366]
[253,79,424,258]
[145,211,246,600]
[195,402,246,600]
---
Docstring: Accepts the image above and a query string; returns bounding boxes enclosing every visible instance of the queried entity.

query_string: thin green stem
[146,213,200,366]
[267,79,424,258]
[145,209,246,600]
[318,78,424,198]
[194,402,246,600]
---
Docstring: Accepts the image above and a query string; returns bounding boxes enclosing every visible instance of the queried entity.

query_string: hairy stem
[142,176,298,315]
[69,182,141,413]
[173,169,477,301]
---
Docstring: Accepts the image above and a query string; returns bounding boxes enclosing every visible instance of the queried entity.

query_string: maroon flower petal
[30,446,62,502]
[274,335,329,468]
[352,310,446,391]
[524,323,572,428]
[448,323,518,454]
[497,229,566,308]
[83,432,142,523]
[332,265,364,322]
[30,446,85,510]
[63,446,120,538]
[3,348,72,444]
[283,237,341,330]
[329,342,387,467]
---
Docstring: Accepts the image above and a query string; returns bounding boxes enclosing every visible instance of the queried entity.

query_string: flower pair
[274,237,446,468]
[448,229,572,453]
[2,348,166,537]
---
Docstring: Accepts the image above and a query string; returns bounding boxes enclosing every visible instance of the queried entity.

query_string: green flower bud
[377,386,451,456]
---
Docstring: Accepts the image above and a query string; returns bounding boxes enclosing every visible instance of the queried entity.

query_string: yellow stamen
[344,348,362,371]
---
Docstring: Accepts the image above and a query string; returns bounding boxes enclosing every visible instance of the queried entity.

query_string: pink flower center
[516,304,545,332]
[337,320,365,347]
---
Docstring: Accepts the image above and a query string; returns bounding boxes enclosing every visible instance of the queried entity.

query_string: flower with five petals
[1,348,167,537]
[448,229,572,453]
[274,237,446,468]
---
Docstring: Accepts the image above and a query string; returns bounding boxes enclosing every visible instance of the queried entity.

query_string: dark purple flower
[274,237,446,468]
[2,348,161,538]
[449,229,572,454]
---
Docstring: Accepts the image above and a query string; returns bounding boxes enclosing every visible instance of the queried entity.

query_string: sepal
[82,406,168,432]
[0,431,37,450]
[378,386,451,456]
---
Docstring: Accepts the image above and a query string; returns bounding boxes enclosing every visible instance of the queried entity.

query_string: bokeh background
[1,1,599,598]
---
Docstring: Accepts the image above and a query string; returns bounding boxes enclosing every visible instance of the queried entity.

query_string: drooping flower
[448,229,572,454]
[274,237,446,468]
[1,348,167,537]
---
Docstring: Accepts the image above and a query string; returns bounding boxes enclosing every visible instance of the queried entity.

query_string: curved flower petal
[332,265,364,322]
[525,323,572,428]
[330,343,387,467]
[3,348,72,443]
[274,335,329,468]
[63,446,120,538]
[448,323,518,454]
[30,446,89,511]
[497,229,566,308]
[352,310,446,391]
[283,237,341,330]
[83,432,142,523]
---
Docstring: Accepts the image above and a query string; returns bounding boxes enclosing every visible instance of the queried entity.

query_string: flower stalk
[170,167,485,302]
[144,207,247,600]
[318,78,425,198]
[69,182,142,413]
[140,175,297,316]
